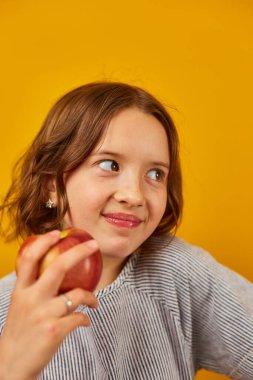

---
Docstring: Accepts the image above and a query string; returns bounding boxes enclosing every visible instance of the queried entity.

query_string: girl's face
[63,107,170,261]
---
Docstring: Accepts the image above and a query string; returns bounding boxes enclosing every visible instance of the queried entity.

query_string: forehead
[95,108,170,161]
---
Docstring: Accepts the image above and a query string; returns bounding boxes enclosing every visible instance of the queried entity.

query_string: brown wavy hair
[0,82,183,241]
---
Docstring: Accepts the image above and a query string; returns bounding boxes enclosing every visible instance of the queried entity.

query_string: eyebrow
[92,150,170,170]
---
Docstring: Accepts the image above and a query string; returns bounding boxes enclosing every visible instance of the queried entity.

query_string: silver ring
[61,293,73,313]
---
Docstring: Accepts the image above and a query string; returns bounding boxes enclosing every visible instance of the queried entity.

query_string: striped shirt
[0,235,253,379]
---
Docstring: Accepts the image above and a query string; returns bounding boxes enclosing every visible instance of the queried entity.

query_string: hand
[0,230,99,380]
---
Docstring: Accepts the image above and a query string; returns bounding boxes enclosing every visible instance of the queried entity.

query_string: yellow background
[0,1,252,379]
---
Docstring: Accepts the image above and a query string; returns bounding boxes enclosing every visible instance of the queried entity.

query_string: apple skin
[17,228,103,293]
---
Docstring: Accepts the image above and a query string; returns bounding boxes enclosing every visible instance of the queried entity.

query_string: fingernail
[86,239,98,250]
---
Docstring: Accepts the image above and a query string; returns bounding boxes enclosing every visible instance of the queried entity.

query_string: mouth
[102,213,143,228]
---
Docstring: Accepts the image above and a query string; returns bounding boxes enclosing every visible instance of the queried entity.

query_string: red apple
[17,228,103,293]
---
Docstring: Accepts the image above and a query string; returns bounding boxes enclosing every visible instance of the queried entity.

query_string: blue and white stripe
[1,235,253,379]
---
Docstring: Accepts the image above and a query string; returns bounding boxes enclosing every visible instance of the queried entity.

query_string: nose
[114,180,145,208]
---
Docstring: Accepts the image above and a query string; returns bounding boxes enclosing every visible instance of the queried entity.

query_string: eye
[147,169,165,182]
[98,160,119,172]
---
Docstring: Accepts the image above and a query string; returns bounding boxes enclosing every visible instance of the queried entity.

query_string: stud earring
[45,199,54,208]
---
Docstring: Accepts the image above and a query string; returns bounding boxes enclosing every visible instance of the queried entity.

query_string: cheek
[66,174,90,205]
[144,193,167,238]
[66,182,104,220]
[150,190,168,223]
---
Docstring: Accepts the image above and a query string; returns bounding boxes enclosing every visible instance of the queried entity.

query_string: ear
[45,175,58,207]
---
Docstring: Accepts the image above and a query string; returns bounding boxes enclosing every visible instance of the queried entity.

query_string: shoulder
[128,235,215,306]
[130,234,253,310]
[0,272,16,294]
[134,234,214,282]
[0,272,16,332]
[132,234,253,314]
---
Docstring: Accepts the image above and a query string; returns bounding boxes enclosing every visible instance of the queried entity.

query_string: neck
[94,255,128,292]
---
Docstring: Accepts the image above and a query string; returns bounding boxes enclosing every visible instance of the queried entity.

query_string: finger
[60,289,99,314]
[44,313,92,347]
[36,240,99,296]
[37,289,99,319]
[16,230,61,289]
[57,313,92,337]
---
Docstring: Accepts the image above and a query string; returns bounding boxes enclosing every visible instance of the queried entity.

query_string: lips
[102,213,143,228]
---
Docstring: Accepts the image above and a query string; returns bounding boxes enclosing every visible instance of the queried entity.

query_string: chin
[101,238,141,259]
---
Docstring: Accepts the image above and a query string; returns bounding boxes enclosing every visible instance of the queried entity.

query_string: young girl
[0,82,252,380]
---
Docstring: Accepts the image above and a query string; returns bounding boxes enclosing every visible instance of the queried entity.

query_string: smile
[102,213,143,228]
